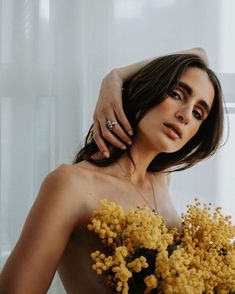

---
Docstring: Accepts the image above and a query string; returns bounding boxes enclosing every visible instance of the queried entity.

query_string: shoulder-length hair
[73,53,225,174]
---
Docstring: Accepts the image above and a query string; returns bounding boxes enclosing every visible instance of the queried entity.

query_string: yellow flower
[88,199,235,294]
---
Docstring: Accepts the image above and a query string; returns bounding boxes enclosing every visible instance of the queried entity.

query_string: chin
[163,139,182,152]
[161,143,183,153]
[154,144,177,154]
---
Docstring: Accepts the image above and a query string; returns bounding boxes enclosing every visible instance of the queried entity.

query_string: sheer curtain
[0,0,234,293]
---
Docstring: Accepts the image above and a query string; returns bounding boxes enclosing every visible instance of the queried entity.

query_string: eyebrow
[177,81,211,115]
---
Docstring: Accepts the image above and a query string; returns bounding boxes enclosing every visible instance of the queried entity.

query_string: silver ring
[106,120,117,131]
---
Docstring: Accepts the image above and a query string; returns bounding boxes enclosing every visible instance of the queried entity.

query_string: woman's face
[137,67,215,153]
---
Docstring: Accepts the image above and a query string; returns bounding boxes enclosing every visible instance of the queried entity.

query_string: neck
[116,140,160,185]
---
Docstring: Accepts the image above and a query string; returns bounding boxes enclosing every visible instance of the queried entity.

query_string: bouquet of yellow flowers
[87,199,235,294]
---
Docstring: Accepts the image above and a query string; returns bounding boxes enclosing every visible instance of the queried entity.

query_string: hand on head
[92,70,133,159]
[91,48,222,168]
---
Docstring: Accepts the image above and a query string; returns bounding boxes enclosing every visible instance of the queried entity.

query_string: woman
[0,48,224,294]
[92,47,210,158]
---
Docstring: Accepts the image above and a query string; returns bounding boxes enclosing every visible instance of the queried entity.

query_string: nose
[175,106,193,125]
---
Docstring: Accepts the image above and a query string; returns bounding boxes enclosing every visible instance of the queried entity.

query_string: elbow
[194,47,209,65]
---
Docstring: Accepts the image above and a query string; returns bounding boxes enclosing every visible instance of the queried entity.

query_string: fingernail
[127,140,132,145]
[121,145,127,150]
[103,151,109,158]
[128,130,133,136]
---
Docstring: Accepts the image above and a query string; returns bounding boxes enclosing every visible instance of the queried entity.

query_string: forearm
[115,47,208,82]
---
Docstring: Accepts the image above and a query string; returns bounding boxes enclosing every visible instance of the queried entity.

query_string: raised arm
[0,165,80,294]
[116,47,208,81]
[93,47,209,158]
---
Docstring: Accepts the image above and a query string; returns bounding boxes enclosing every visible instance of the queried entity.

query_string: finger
[102,129,128,151]
[114,105,133,136]
[110,116,132,145]
[99,116,128,150]
[93,120,110,158]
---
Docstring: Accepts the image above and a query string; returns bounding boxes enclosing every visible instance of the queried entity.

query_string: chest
[79,175,181,232]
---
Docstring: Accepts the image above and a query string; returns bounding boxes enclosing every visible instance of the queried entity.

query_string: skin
[0,67,214,294]
[93,48,209,158]
[113,67,214,184]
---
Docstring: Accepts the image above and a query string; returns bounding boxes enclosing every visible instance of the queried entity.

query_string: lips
[163,122,183,139]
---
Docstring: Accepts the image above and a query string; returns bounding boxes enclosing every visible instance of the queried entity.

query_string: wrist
[112,67,130,83]
[105,69,124,86]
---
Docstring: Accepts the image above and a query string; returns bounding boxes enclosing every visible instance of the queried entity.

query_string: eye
[193,109,203,121]
[170,91,182,100]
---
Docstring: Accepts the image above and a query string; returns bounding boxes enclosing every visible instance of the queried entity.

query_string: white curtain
[0,0,235,293]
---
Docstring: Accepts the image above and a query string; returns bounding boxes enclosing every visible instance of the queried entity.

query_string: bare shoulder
[29,163,96,235]
[0,164,91,293]
[38,165,79,204]
[46,162,96,204]
[47,163,95,192]
[28,162,93,235]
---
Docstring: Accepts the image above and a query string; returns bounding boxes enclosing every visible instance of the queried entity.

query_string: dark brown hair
[73,53,225,173]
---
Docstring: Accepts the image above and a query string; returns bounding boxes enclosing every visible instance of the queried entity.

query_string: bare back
[57,161,182,294]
